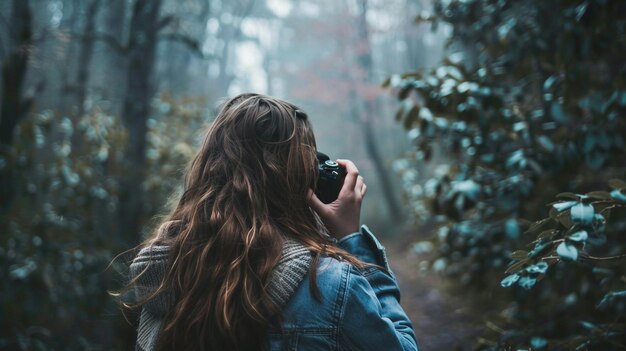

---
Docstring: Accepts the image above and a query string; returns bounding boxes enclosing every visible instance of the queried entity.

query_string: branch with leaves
[501,179,626,290]
[490,179,626,350]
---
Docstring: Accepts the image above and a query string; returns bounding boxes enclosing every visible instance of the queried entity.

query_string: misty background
[2,0,448,236]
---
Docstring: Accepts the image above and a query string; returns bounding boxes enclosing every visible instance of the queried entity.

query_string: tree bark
[352,0,404,221]
[75,0,101,117]
[58,0,80,114]
[117,0,163,246]
[0,0,32,212]
[98,0,127,108]
[158,0,211,97]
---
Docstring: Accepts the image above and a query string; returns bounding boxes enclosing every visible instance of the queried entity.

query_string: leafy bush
[491,180,626,350]
[388,0,626,349]
[0,94,205,350]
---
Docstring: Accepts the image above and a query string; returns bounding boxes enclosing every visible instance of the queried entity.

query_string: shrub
[388,0,626,349]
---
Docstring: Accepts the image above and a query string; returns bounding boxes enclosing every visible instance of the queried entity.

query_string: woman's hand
[308,159,367,239]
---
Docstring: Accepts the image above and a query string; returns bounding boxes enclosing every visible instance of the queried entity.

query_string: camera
[315,152,346,204]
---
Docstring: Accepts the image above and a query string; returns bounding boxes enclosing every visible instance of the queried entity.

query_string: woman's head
[184,93,318,222]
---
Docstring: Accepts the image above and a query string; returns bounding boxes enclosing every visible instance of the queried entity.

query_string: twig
[540,256,560,260]
[157,15,177,30]
[581,253,626,261]
[159,33,214,60]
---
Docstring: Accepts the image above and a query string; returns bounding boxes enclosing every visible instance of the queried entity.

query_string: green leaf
[452,179,480,201]
[401,72,421,80]
[557,212,573,229]
[575,3,588,21]
[593,201,613,214]
[555,192,578,200]
[580,321,599,331]
[519,275,537,289]
[394,106,404,122]
[570,203,594,225]
[550,102,570,122]
[500,273,520,288]
[556,242,578,261]
[527,218,551,234]
[548,208,558,219]
[568,230,588,242]
[543,76,557,91]
[510,250,528,260]
[9,260,38,280]
[398,84,413,100]
[592,267,613,276]
[552,201,577,212]
[585,191,611,200]
[538,229,557,240]
[610,189,626,203]
[505,259,529,274]
[597,290,626,309]
[403,105,421,129]
[529,241,552,258]
[608,179,626,190]
[530,337,548,349]
[526,261,549,274]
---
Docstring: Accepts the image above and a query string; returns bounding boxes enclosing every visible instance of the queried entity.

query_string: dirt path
[381,233,485,351]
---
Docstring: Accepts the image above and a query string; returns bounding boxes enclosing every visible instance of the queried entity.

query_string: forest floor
[381,225,487,351]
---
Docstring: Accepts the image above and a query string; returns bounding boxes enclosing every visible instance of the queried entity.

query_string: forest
[0,0,625,350]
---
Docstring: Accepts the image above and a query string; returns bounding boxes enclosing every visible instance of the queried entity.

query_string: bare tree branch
[72,31,128,53]
[93,32,128,53]
[0,11,8,35]
[0,12,8,60]
[157,14,177,30]
[159,33,214,60]
[0,37,6,62]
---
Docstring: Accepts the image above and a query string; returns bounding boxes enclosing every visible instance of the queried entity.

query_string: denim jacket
[267,225,419,351]
[131,225,419,351]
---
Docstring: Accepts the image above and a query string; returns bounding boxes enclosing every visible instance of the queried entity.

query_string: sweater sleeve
[337,225,419,351]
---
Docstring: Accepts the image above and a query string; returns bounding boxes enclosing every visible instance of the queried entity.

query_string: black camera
[315,152,346,204]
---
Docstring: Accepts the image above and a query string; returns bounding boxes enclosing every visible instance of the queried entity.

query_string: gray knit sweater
[129,238,312,351]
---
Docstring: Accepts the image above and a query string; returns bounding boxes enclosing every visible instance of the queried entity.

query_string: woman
[125,94,419,350]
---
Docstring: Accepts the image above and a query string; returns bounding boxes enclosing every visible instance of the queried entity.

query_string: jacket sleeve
[337,225,419,351]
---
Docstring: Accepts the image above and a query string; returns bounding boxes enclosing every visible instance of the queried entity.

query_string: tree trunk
[118,0,163,246]
[75,0,101,117]
[98,0,127,109]
[0,0,32,212]
[353,0,404,221]
[59,0,80,114]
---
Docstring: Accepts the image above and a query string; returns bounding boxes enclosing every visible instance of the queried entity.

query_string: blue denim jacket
[267,225,419,351]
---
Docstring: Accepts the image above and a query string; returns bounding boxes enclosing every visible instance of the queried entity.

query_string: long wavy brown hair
[125,93,364,350]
